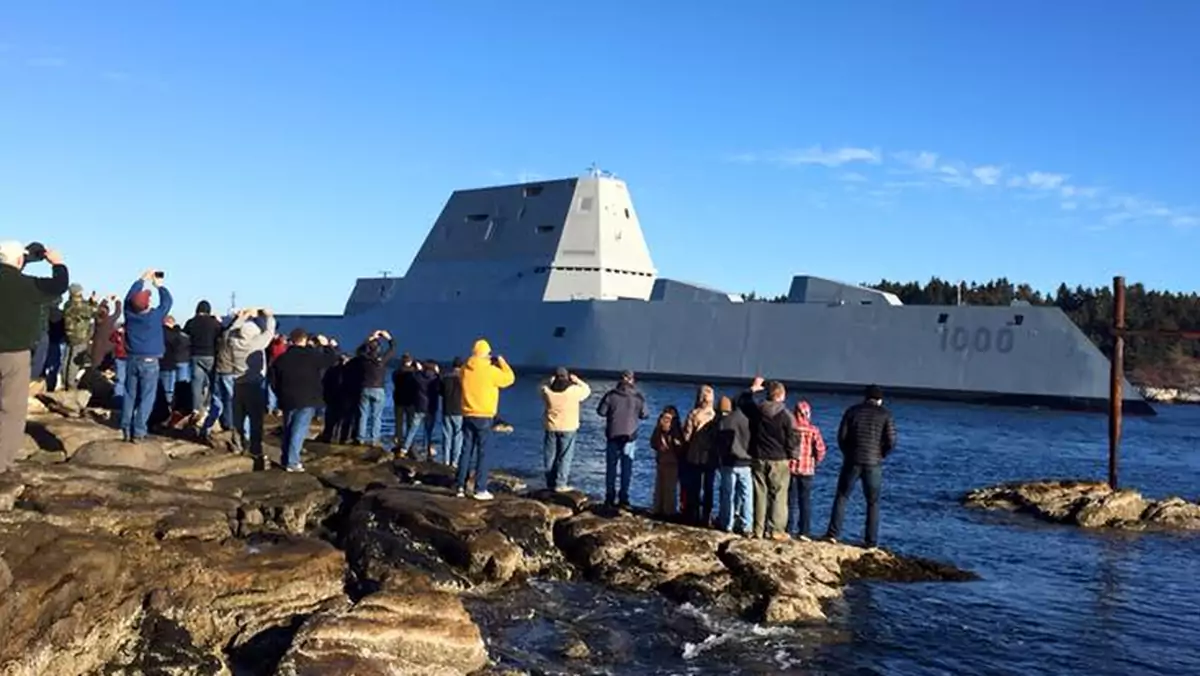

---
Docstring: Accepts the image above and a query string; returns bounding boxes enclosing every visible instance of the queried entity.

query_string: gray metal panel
[787,276,901,306]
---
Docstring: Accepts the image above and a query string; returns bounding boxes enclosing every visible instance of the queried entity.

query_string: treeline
[869,277,1200,387]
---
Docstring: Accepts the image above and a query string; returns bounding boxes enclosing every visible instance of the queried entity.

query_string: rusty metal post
[1108,276,1126,490]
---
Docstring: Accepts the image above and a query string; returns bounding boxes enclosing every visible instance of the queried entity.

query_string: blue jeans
[113,358,127,408]
[826,463,883,546]
[190,356,215,413]
[203,373,237,433]
[266,383,278,413]
[120,358,160,439]
[357,387,385,444]
[402,410,436,453]
[282,407,316,468]
[605,439,636,505]
[787,474,815,537]
[442,414,464,466]
[455,416,494,493]
[719,466,754,533]
[159,368,177,406]
[543,430,577,490]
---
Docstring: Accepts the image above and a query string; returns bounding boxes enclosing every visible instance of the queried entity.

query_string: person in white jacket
[540,367,591,491]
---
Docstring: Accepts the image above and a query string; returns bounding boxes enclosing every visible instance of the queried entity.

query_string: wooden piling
[1108,276,1126,491]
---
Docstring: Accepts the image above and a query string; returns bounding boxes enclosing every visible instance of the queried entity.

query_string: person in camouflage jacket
[61,284,97,391]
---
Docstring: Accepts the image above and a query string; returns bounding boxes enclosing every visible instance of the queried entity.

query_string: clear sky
[2,1,1198,314]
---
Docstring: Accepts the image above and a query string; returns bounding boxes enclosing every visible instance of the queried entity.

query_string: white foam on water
[677,603,799,660]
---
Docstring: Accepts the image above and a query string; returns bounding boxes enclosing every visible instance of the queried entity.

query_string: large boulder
[72,438,170,473]
[275,590,488,676]
[213,471,340,537]
[346,486,572,592]
[35,390,92,417]
[25,418,122,457]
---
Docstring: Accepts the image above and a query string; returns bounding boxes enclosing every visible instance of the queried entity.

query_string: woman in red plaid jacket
[787,400,826,539]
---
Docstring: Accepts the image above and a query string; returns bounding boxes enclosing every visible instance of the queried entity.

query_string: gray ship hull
[275,298,1153,415]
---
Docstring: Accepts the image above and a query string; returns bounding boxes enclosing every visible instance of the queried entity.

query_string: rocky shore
[2,390,975,675]
[962,480,1200,531]
[1139,385,1200,405]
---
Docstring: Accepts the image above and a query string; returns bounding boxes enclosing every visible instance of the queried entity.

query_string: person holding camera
[0,241,69,472]
[120,269,173,443]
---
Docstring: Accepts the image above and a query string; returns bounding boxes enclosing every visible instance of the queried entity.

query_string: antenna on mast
[379,270,392,279]
[229,292,237,313]
[585,162,615,179]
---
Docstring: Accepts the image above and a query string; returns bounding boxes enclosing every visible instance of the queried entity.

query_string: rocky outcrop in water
[1139,386,1200,405]
[1,393,976,674]
[963,480,1200,531]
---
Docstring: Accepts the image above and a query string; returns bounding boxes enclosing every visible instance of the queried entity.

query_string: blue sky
[2,1,1198,314]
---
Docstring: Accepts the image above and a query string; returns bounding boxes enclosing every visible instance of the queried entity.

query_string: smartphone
[153,271,165,279]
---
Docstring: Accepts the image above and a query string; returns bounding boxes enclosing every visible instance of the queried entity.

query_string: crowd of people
[1,240,898,546]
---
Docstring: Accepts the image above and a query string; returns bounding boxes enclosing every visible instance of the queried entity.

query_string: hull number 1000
[940,326,1014,354]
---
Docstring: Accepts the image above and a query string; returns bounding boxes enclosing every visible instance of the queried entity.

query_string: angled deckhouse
[279,170,1152,414]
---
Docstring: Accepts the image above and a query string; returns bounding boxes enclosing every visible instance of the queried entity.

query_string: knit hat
[554,366,569,380]
[196,300,212,314]
[69,284,83,296]
[0,241,23,267]
[129,289,152,313]
[621,370,635,382]
[865,384,884,401]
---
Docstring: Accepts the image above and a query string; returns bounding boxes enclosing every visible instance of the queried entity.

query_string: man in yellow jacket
[455,338,515,500]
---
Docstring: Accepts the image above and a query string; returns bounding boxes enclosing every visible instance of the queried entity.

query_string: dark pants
[680,462,715,526]
[455,416,494,494]
[30,332,49,382]
[233,380,266,457]
[787,474,815,537]
[826,462,883,546]
[44,342,63,391]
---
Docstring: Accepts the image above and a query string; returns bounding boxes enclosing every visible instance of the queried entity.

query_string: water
[381,376,1200,675]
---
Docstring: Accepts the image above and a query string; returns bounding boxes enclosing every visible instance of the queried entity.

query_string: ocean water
[382,376,1200,675]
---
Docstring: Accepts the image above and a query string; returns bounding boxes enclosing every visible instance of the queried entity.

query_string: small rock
[0,480,25,511]
[37,389,93,417]
[561,637,591,660]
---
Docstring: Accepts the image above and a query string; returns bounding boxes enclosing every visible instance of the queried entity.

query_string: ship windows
[465,213,489,222]
[1014,314,1025,326]
[937,313,949,324]
[624,208,630,219]
[553,326,567,338]
[580,197,594,212]
[524,185,544,197]
[536,225,555,234]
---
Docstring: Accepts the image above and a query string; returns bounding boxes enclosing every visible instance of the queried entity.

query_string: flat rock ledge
[2,401,975,675]
[962,480,1200,531]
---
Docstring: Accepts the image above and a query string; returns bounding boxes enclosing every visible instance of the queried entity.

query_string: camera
[23,242,46,263]
[153,271,165,279]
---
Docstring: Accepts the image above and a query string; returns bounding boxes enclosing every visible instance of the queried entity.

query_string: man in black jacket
[160,316,191,408]
[356,330,393,447]
[738,378,798,540]
[0,241,69,473]
[184,300,222,418]
[824,384,897,548]
[716,395,754,535]
[439,357,464,467]
[269,328,338,471]
[596,370,649,509]
[392,353,418,449]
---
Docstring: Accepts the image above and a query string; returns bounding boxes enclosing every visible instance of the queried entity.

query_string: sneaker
[554,485,574,493]
[456,489,466,498]
[796,535,812,543]
[285,464,305,473]
[821,535,839,544]
[472,491,494,501]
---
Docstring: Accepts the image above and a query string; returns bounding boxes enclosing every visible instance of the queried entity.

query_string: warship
[276,170,1153,415]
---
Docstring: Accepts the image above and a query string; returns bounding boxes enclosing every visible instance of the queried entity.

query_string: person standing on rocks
[540,367,592,492]
[159,315,191,408]
[597,370,649,510]
[61,284,97,391]
[184,300,222,419]
[89,296,122,378]
[355,330,394,449]
[787,400,826,540]
[681,384,719,527]
[650,405,683,518]
[120,270,173,443]
[317,352,352,444]
[269,328,338,471]
[392,352,419,449]
[824,384,896,548]
[455,339,515,501]
[223,308,277,459]
[400,361,441,460]
[439,357,465,467]
[716,395,754,534]
[0,241,69,473]
[738,378,797,540]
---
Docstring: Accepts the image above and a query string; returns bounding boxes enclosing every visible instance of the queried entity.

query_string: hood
[472,339,492,357]
[795,400,812,420]
[614,381,638,396]
[239,321,262,340]
[196,300,212,315]
[760,400,787,417]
